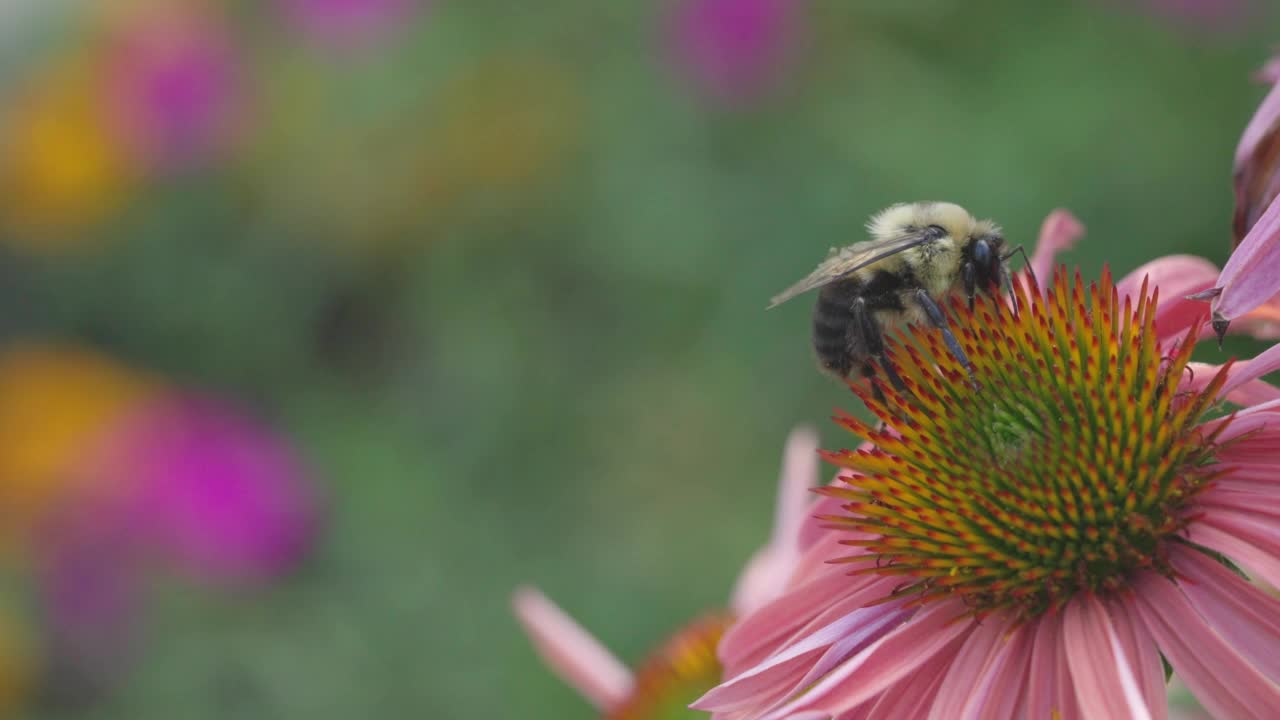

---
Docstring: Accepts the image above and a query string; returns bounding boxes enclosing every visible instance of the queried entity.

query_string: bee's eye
[972,238,992,267]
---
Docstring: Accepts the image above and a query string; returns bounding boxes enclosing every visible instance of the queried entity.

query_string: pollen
[818,267,1234,620]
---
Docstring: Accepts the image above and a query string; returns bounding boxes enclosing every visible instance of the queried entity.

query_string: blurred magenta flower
[278,0,417,48]
[34,389,320,693]
[103,7,245,172]
[108,394,320,584]
[666,0,803,106]
[514,427,818,717]
[696,215,1280,719]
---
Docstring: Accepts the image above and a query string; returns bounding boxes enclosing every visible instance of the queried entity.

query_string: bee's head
[965,232,1017,312]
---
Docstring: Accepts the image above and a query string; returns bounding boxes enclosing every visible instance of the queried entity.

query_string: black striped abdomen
[812,280,864,377]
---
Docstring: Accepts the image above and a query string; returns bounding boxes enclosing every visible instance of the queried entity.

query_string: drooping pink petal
[1107,598,1168,719]
[1190,511,1280,589]
[1234,62,1280,244]
[1197,407,1280,445]
[1062,594,1152,720]
[719,567,864,670]
[1214,193,1280,324]
[1171,544,1280,683]
[743,601,973,719]
[511,587,633,710]
[1185,357,1280,407]
[926,614,1016,720]
[702,601,908,714]
[1210,462,1280,495]
[1115,255,1220,342]
[1199,485,1280,520]
[731,425,819,615]
[1027,209,1085,291]
[863,649,952,719]
[1022,614,1077,720]
[1132,572,1280,719]
[964,622,1033,720]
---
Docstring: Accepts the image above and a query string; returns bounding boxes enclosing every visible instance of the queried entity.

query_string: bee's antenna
[1001,245,1037,292]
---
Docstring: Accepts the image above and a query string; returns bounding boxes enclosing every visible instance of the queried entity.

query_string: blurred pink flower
[513,427,818,716]
[112,394,320,584]
[695,214,1280,719]
[35,392,320,692]
[666,0,803,106]
[104,10,244,172]
[278,0,417,48]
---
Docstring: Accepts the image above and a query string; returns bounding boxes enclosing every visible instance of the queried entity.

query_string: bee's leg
[912,289,979,389]
[852,297,908,395]
[962,260,977,312]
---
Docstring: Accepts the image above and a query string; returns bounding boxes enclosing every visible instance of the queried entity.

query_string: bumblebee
[768,202,1023,391]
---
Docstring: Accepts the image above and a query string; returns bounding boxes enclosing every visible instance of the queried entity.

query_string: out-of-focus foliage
[0,0,1273,717]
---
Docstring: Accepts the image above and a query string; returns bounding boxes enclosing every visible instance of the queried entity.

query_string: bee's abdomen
[812,281,862,377]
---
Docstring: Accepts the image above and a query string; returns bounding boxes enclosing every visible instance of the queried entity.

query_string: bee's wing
[766,231,938,309]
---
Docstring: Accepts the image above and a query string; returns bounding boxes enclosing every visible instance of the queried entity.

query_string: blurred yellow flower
[0,62,134,252]
[0,345,156,551]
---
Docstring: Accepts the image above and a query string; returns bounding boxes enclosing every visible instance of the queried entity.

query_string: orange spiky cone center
[818,267,1233,620]
[605,612,732,720]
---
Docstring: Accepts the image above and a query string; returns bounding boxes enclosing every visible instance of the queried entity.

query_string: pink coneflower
[513,427,819,717]
[1209,54,1280,341]
[665,0,804,107]
[694,216,1280,719]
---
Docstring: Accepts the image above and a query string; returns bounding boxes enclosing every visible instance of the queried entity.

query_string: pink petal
[1214,341,1280,402]
[699,602,902,712]
[1132,572,1280,719]
[1190,513,1280,593]
[1062,595,1152,720]
[1114,255,1223,343]
[1235,76,1280,172]
[1027,209,1085,291]
[1185,360,1280,407]
[927,614,1017,720]
[1215,193,1280,322]
[1107,598,1168,719]
[1116,254,1219,302]
[863,649,952,718]
[511,587,632,710]
[1022,614,1077,720]
[717,567,877,670]
[1171,545,1280,683]
[1199,486,1280,520]
[755,601,972,719]
[732,425,819,616]
[967,623,1033,720]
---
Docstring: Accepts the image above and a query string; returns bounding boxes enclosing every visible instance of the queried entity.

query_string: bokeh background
[0,0,1275,717]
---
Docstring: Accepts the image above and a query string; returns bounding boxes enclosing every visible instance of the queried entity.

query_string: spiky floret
[819,267,1235,620]
[606,613,731,720]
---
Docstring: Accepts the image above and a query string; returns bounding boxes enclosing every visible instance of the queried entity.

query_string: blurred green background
[0,0,1274,717]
